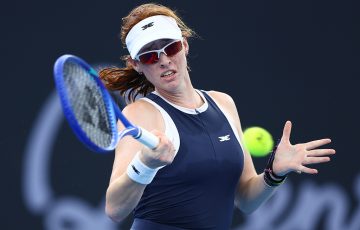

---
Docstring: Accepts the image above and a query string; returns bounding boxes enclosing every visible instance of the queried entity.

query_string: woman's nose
[158,52,171,66]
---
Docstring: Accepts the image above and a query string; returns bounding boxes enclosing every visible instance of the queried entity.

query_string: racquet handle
[136,127,160,149]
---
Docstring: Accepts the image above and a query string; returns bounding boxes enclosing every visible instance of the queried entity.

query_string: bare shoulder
[123,99,157,118]
[207,90,237,111]
[121,98,164,132]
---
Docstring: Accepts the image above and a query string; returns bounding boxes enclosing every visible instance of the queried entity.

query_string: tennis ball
[243,127,274,157]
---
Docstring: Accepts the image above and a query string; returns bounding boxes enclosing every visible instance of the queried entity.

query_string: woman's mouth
[161,70,176,79]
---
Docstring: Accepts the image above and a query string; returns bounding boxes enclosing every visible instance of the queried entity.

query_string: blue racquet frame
[53,54,159,153]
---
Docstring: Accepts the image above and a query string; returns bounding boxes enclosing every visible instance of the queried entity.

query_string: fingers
[277,123,335,175]
[296,154,333,174]
[305,138,332,150]
[307,148,336,157]
[281,120,292,143]
[150,130,172,149]
[151,129,165,138]
[303,156,330,165]
[142,129,176,166]
[297,165,318,174]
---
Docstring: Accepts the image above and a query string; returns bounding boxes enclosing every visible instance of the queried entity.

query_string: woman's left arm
[208,91,335,214]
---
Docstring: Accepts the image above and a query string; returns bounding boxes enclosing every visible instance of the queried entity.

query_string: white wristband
[126,152,160,185]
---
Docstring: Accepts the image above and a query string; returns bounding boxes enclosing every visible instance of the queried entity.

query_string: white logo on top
[218,134,230,142]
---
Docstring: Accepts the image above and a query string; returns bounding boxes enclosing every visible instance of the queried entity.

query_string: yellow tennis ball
[243,127,274,157]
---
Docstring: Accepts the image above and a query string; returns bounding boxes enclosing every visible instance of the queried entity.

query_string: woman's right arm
[105,100,175,222]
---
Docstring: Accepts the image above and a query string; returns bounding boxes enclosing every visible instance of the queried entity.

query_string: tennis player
[100,3,335,229]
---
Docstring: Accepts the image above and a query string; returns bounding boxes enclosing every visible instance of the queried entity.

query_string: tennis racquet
[53,54,159,153]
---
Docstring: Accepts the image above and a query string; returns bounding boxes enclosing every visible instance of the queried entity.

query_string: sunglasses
[134,40,183,64]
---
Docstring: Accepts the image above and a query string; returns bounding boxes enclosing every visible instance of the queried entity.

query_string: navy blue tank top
[133,91,244,229]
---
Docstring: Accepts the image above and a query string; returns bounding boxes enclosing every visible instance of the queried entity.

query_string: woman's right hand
[138,130,176,169]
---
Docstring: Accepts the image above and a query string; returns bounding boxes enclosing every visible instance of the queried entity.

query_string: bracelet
[263,140,287,187]
[126,152,160,185]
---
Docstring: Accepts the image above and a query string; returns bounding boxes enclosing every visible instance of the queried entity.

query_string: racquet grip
[136,127,160,149]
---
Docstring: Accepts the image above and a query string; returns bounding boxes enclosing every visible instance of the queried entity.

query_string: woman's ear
[182,38,189,56]
[127,57,142,73]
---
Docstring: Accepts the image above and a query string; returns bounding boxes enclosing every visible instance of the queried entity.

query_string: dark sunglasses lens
[165,41,182,56]
[138,41,182,64]
[139,52,159,64]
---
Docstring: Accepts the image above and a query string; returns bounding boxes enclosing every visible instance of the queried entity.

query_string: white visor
[125,15,182,59]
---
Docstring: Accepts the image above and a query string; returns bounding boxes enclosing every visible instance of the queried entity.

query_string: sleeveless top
[133,90,244,230]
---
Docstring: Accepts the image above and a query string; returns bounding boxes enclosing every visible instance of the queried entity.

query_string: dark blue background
[2,0,359,229]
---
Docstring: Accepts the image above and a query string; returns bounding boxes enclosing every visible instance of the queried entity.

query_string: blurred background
[2,0,359,229]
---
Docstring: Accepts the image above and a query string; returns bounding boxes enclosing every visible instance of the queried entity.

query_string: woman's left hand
[272,121,336,176]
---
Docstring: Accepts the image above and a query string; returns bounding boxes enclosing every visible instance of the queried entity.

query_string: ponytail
[99,57,154,102]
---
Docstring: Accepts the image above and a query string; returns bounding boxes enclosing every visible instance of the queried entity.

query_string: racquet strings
[62,60,113,148]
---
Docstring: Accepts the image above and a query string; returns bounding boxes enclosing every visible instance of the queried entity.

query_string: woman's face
[131,38,189,92]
